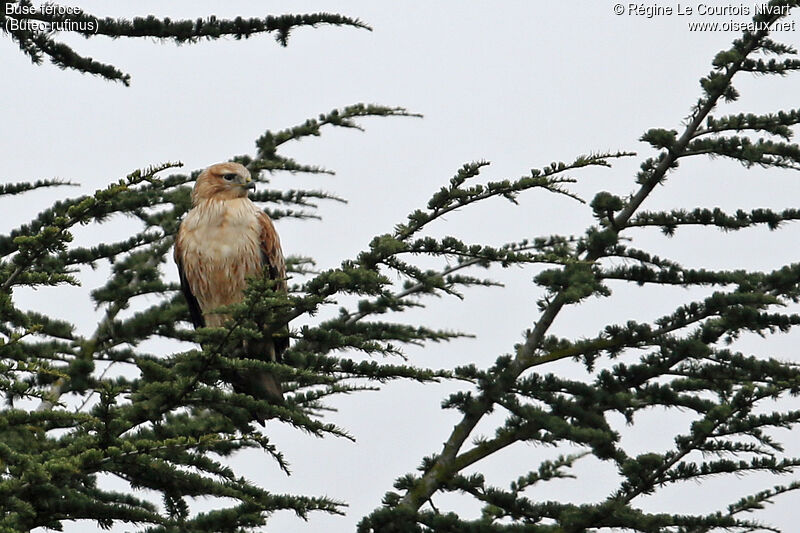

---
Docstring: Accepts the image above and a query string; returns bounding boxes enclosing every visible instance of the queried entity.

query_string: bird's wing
[257,210,286,288]
[174,231,205,328]
[257,210,289,360]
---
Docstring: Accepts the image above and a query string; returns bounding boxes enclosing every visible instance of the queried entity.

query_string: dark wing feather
[262,255,290,361]
[258,211,289,361]
[175,252,205,329]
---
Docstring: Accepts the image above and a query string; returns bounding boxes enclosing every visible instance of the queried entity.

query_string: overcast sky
[3,2,800,532]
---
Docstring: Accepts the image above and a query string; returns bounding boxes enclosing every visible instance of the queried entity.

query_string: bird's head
[192,162,255,205]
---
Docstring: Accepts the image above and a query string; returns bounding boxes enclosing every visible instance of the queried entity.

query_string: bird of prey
[174,162,287,407]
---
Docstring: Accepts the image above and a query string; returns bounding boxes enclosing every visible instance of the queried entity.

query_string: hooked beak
[243,181,256,191]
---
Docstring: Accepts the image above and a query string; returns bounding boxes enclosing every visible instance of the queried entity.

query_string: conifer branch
[0,178,77,196]
[5,4,800,529]
[1,162,181,292]
[395,153,634,242]
[693,109,800,139]
[381,6,800,521]
[242,104,421,180]
[1,4,371,85]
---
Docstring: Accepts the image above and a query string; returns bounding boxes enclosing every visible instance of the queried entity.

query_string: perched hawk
[174,162,287,406]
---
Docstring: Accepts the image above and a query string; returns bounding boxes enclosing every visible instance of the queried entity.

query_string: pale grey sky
[3,2,800,531]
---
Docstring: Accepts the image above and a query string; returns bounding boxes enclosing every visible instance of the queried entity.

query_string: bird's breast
[184,200,260,257]
[178,199,264,314]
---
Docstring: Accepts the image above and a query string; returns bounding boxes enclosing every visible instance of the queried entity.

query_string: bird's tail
[232,366,283,403]
[230,338,284,425]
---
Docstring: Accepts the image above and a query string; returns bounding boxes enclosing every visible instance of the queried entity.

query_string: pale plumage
[174,162,287,405]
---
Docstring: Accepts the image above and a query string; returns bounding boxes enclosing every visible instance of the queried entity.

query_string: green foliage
[3,2,800,533]
[358,4,800,532]
[0,105,440,531]
[0,1,370,85]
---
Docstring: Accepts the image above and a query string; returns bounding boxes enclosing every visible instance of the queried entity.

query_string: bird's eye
[222,173,238,182]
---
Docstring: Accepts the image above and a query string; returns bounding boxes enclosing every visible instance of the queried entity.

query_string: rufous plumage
[174,162,287,406]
